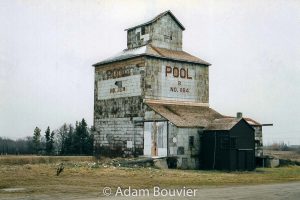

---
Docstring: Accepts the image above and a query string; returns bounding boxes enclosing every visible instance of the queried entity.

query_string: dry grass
[0,156,300,197]
[264,150,300,162]
[0,155,95,165]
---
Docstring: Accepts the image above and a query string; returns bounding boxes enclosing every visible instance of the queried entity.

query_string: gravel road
[1,182,300,200]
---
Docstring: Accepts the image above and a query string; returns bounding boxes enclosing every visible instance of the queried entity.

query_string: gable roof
[222,115,262,126]
[205,118,241,130]
[205,118,255,131]
[145,102,223,128]
[244,117,262,126]
[93,44,210,66]
[145,101,257,130]
[125,10,185,31]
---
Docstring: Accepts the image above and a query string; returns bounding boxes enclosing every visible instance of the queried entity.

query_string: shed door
[143,122,168,157]
[237,150,246,170]
[237,150,254,170]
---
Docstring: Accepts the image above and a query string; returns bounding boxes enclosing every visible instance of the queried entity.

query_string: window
[115,81,122,88]
[189,136,194,148]
[136,32,140,41]
[177,146,184,155]
[164,32,173,41]
[141,26,145,35]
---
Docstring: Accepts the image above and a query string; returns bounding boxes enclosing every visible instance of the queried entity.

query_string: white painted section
[172,137,177,143]
[101,45,147,63]
[143,99,209,107]
[158,148,168,157]
[143,121,168,157]
[141,33,150,41]
[127,141,133,148]
[119,45,146,55]
[143,122,152,156]
[135,27,141,33]
[156,122,168,156]
[160,65,197,101]
[98,75,141,100]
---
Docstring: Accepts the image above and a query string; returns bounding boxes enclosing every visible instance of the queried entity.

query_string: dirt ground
[1,156,300,199]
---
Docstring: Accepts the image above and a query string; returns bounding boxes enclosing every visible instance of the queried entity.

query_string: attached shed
[144,102,223,169]
[201,118,255,171]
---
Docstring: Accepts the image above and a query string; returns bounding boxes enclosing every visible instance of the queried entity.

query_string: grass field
[1,156,300,198]
[264,150,300,162]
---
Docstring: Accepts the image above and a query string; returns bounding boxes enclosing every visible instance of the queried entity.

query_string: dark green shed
[200,118,255,171]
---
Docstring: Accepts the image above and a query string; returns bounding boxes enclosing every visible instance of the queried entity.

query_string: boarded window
[141,26,145,35]
[136,32,140,41]
[189,136,194,148]
[177,147,184,155]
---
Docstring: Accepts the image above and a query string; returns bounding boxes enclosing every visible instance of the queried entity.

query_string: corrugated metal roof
[125,10,185,31]
[146,102,223,128]
[93,45,210,66]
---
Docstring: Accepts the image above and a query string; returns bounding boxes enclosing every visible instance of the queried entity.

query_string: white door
[143,122,152,156]
[143,121,168,157]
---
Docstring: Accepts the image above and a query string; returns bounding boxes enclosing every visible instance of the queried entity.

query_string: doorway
[143,121,168,157]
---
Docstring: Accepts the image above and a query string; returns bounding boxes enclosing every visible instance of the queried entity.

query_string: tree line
[0,118,94,155]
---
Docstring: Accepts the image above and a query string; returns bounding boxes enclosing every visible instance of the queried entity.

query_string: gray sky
[0,0,299,145]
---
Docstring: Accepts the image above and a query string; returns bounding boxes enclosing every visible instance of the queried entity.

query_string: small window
[136,32,140,41]
[141,26,145,35]
[115,81,122,88]
[177,147,184,155]
[189,136,194,148]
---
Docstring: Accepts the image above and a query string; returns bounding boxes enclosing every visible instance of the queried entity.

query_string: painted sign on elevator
[161,65,196,101]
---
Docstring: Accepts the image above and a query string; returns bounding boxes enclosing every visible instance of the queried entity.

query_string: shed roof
[93,45,210,66]
[222,115,262,126]
[205,118,242,131]
[204,117,255,131]
[125,10,185,31]
[244,118,262,126]
[146,102,223,128]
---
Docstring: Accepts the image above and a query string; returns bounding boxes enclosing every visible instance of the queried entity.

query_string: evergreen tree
[73,118,92,155]
[55,119,94,155]
[65,124,74,154]
[50,131,55,154]
[33,127,41,154]
[58,123,68,155]
[45,126,51,154]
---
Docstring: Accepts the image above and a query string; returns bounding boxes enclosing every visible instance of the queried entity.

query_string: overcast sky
[0,0,299,145]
